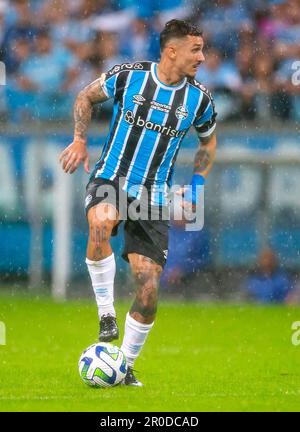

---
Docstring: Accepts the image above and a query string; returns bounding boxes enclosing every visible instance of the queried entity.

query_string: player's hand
[59,138,90,174]
[176,186,194,211]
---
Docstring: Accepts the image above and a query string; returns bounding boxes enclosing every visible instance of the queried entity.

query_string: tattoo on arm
[83,75,109,104]
[74,99,91,141]
[74,76,109,140]
[193,132,217,175]
[194,147,211,172]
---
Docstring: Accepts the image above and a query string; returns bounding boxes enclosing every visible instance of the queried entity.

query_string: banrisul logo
[124,110,186,138]
[175,105,188,120]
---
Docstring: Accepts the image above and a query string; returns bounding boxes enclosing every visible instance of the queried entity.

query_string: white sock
[86,254,116,319]
[121,313,154,367]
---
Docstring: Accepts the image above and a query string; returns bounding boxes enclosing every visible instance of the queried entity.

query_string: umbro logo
[133,94,146,105]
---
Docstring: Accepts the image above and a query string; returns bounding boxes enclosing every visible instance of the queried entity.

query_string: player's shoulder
[187,77,214,99]
[106,61,152,78]
[188,77,217,119]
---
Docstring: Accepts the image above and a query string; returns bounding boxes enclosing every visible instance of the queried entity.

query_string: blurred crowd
[0,0,299,122]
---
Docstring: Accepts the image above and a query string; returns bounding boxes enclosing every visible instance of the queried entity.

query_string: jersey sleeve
[101,64,128,100]
[193,90,217,138]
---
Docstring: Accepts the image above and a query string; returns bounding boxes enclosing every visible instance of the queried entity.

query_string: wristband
[185,174,205,205]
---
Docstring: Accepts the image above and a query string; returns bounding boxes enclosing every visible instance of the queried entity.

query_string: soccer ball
[78,342,127,388]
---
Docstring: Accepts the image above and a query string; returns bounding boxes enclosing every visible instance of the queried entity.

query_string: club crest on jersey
[175,105,188,120]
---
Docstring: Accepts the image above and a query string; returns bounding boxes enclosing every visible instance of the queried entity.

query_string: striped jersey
[94,61,217,206]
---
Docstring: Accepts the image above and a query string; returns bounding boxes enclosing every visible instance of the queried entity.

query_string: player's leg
[120,215,168,386]
[86,203,118,260]
[121,253,162,386]
[127,253,162,324]
[122,217,168,331]
[86,203,120,341]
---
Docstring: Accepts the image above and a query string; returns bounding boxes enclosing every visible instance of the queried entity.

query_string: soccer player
[59,19,217,386]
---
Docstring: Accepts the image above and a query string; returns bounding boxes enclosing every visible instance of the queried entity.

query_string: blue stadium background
[0,0,299,302]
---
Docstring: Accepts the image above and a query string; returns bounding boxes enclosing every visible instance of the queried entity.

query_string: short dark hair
[160,19,203,51]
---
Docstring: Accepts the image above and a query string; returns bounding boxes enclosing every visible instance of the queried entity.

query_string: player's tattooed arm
[193,131,217,178]
[176,131,217,205]
[59,75,108,174]
[74,76,109,141]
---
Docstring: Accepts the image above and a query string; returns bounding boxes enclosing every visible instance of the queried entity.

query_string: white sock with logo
[121,313,154,367]
[86,254,116,319]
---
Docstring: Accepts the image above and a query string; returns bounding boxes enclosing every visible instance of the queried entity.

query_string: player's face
[176,35,205,78]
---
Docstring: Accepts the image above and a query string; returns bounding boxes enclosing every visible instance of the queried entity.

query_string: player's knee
[88,204,117,226]
[131,259,162,280]
[88,216,115,244]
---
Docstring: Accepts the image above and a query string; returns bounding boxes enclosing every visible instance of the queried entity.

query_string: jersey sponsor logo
[198,83,208,92]
[133,94,146,105]
[193,80,214,101]
[108,63,144,76]
[175,105,188,120]
[199,84,208,92]
[193,79,207,91]
[150,100,171,113]
[133,63,144,70]
[124,110,186,138]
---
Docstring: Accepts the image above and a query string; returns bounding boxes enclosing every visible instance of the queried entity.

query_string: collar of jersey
[151,63,187,91]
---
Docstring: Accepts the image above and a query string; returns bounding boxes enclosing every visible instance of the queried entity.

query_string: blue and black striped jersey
[95,61,217,206]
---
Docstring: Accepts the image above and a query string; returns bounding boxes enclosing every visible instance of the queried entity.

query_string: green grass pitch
[0,293,300,412]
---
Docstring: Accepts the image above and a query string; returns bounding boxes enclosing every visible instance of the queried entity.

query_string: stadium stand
[0,0,299,122]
